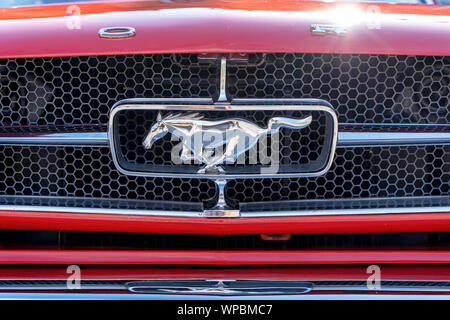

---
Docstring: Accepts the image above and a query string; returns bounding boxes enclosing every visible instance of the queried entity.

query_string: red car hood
[0,0,449,58]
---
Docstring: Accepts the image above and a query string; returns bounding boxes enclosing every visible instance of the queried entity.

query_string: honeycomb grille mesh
[0,145,447,209]
[0,54,217,126]
[226,145,450,205]
[229,53,450,124]
[0,54,448,127]
[0,146,216,203]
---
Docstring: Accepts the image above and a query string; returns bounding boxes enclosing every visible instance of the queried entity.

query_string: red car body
[0,0,449,298]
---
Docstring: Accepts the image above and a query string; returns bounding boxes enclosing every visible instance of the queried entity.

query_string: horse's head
[142,112,169,149]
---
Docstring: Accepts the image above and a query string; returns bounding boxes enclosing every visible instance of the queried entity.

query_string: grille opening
[0,53,448,212]
[1,230,450,251]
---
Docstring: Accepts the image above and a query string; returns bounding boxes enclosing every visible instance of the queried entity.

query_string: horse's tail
[267,116,312,133]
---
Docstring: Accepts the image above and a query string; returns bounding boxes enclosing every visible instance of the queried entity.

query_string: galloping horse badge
[142,112,312,173]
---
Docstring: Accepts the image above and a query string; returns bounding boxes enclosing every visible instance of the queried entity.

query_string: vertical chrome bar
[217,58,228,102]
[202,179,240,217]
[215,178,227,208]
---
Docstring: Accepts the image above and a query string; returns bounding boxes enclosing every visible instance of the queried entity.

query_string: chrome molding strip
[338,131,450,146]
[1,204,450,218]
[0,205,205,217]
[0,132,108,146]
[1,131,449,147]
[238,205,450,217]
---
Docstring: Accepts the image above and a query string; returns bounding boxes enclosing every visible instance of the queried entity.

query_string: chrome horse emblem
[142,112,312,173]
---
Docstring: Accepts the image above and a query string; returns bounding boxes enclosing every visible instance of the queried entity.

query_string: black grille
[226,145,450,206]
[0,53,448,127]
[0,53,449,212]
[0,54,217,126]
[0,145,447,209]
[229,53,450,124]
[0,146,216,204]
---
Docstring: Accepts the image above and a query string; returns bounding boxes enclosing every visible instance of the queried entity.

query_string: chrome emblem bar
[311,24,347,36]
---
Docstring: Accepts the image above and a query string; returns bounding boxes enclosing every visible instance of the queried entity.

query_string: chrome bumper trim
[1,204,449,218]
[0,205,205,217]
[241,206,450,217]
[1,292,450,300]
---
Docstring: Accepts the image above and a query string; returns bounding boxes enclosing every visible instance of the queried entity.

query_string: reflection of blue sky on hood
[0,0,445,8]
[1,0,98,8]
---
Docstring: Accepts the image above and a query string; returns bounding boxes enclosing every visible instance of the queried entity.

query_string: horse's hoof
[197,165,225,174]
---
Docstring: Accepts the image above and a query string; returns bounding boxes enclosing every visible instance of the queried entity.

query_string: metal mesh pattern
[228,54,450,124]
[0,146,216,203]
[0,53,448,127]
[0,53,449,211]
[0,145,447,209]
[114,109,332,174]
[0,54,217,126]
[226,145,450,206]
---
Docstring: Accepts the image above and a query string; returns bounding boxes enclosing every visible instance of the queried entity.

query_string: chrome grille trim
[337,131,450,146]
[0,131,108,146]
[1,130,449,147]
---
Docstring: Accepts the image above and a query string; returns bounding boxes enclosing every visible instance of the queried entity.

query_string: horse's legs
[180,145,204,164]
[201,136,240,171]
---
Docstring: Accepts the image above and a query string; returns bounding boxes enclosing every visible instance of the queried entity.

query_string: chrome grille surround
[108,99,338,179]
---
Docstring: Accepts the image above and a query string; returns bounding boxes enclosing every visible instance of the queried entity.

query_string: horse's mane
[162,112,204,122]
